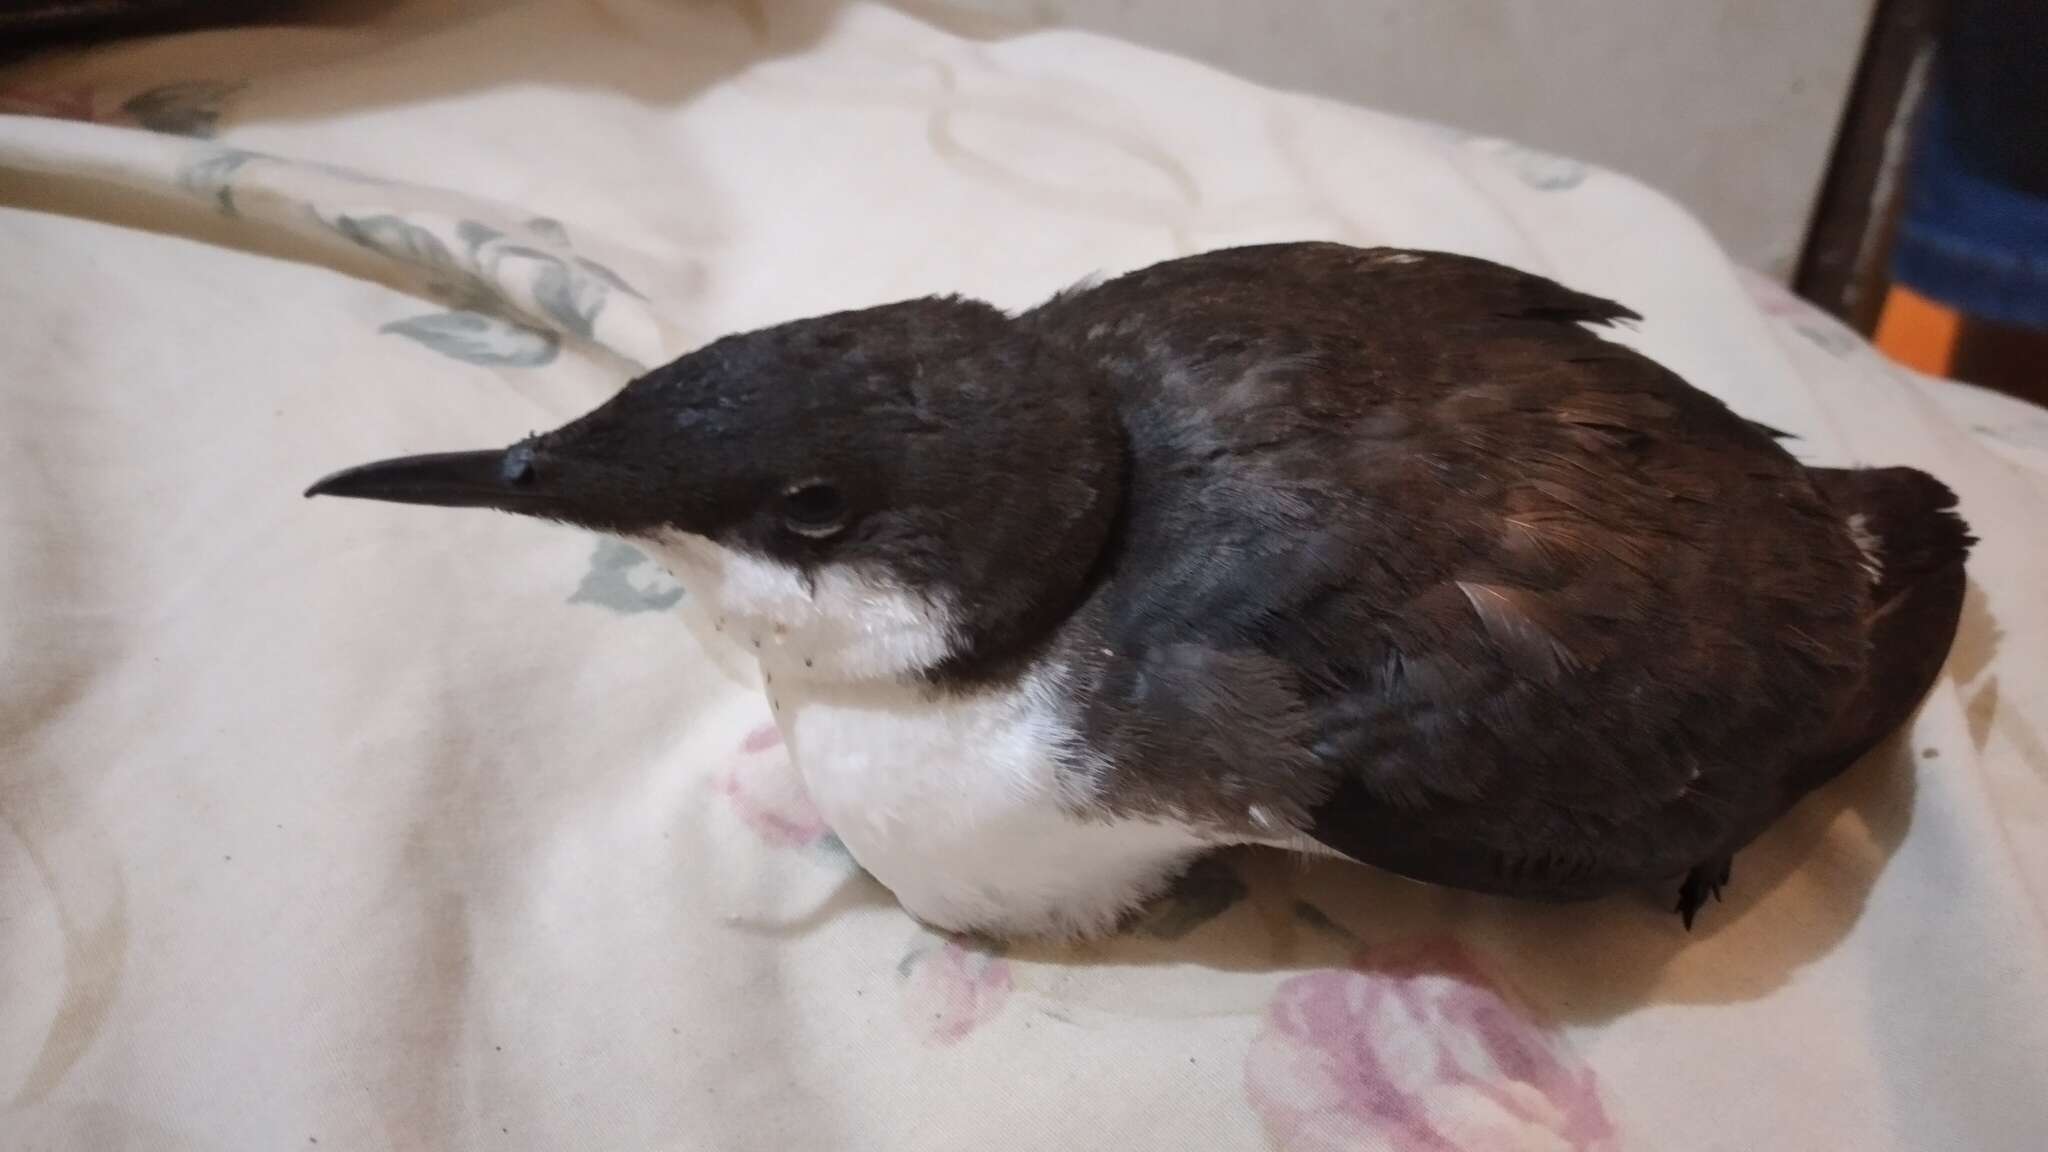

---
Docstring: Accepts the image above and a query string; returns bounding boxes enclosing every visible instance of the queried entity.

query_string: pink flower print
[1246,939,1614,1152]
[719,722,828,848]
[740,721,783,755]
[898,939,1014,1046]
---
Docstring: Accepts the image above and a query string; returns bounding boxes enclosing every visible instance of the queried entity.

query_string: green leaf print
[332,213,458,273]
[380,311,559,367]
[568,539,684,614]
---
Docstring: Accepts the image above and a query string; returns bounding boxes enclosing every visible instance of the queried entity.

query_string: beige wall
[924,0,1876,276]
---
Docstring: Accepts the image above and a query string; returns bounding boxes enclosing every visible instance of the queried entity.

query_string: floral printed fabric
[1247,942,1613,1152]
[4,2,2048,1150]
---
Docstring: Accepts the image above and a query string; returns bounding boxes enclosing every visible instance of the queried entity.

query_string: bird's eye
[781,481,849,539]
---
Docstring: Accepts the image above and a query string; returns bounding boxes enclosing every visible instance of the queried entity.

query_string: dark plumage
[309,242,1974,929]
[1028,246,1972,924]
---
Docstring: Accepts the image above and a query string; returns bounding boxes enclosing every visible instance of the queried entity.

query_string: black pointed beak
[304,443,552,513]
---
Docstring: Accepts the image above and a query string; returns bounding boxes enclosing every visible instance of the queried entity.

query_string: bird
[306,242,1974,939]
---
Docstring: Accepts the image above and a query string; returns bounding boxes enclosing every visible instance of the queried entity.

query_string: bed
[4,2,2046,1149]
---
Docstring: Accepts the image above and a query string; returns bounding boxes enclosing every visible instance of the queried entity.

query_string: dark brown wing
[1789,467,1972,795]
[1035,243,1874,898]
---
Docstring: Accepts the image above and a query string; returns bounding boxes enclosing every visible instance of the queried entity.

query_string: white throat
[640,530,960,682]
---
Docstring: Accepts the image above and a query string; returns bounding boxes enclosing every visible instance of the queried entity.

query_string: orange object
[1875,286,1960,376]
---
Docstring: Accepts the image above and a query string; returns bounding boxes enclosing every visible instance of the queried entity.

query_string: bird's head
[307,297,1124,681]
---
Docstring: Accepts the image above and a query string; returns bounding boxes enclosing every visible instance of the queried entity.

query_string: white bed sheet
[3,2,2046,1149]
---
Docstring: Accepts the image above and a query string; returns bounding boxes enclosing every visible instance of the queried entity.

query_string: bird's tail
[1799,466,1975,793]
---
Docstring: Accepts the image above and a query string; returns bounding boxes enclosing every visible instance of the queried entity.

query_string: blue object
[1892,4,2048,333]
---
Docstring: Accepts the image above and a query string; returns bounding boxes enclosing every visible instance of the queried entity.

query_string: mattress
[3,2,2046,1149]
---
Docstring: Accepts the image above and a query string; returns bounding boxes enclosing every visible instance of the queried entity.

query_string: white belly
[765,663,1216,938]
[639,530,1218,937]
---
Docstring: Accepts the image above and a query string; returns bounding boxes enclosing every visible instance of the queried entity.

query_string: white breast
[640,530,1219,938]
[765,661,1216,938]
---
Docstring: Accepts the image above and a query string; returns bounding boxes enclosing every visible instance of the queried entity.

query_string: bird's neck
[922,403,1128,689]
